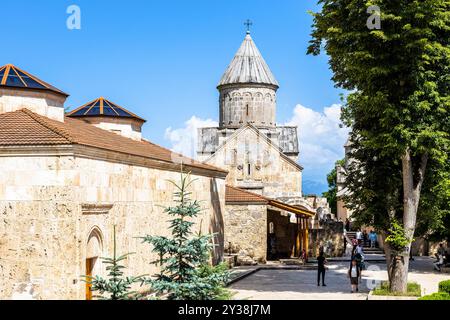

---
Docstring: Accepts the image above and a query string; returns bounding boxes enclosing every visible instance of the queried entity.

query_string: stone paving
[229,257,450,300]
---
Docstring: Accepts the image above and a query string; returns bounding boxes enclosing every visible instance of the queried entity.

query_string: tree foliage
[141,171,230,300]
[308,0,450,293]
[323,159,345,214]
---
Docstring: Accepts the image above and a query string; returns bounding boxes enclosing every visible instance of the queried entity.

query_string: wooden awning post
[303,218,309,257]
[294,216,301,257]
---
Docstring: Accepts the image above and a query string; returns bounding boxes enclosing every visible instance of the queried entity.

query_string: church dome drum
[217,32,278,129]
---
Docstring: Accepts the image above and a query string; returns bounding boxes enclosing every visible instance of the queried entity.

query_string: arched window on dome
[243,92,252,123]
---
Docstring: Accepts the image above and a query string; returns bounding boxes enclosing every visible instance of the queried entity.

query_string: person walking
[317,250,327,286]
[345,218,351,232]
[344,234,347,253]
[355,243,365,277]
[348,259,360,293]
[356,229,363,243]
[369,230,377,248]
[434,243,446,271]
[362,230,368,247]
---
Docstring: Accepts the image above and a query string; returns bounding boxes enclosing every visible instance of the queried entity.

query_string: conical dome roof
[67,97,145,122]
[218,33,278,88]
[0,64,68,96]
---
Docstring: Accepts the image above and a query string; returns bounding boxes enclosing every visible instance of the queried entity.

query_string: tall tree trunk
[382,233,392,282]
[389,149,428,293]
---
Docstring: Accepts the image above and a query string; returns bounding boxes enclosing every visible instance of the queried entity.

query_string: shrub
[438,280,450,294]
[419,292,450,300]
[372,281,421,297]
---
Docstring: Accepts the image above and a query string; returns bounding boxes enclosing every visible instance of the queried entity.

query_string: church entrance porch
[224,185,314,266]
[267,209,309,261]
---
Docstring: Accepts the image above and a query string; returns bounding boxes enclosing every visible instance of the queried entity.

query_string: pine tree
[141,171,230,300]
[83,225,145,300]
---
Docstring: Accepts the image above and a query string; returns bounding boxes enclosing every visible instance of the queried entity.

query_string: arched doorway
[85,227,103,300]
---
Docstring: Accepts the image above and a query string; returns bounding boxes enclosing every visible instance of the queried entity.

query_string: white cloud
[285,103,350,182]
[165,104,349,192]
[164,116,218,159]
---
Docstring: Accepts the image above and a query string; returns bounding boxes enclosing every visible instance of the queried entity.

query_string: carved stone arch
[283,198,315,213]
[86,226,104,259]
[85,226,104,300]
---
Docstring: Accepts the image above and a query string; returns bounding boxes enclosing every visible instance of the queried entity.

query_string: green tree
[308,0,450,293]
[141,171,230,300]
[83,225,145,300]
[323,159,345,214]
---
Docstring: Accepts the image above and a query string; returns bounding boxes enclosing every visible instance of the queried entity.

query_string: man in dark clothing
[317,251,327,286]
[345,219,350,232]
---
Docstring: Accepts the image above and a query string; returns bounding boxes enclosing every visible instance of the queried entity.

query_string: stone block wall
[0,88,66,122]
[223,204,267,263]
[308,221,345,257]
[219,86,276,128]
[0,153,225,299]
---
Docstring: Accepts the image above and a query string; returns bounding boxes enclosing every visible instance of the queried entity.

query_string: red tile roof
[225,185,269,204]
[225,185,315,217]
[0,109,227,175]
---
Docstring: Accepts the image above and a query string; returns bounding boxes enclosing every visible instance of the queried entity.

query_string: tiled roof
[0,64,68,97]
[218,33,278,88]
[0,109,227,174]
[225,185,269,204]
[67,97,146,122]
[225,185,315,217]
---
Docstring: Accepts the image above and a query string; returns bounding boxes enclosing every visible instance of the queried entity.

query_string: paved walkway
[229,257,450,300]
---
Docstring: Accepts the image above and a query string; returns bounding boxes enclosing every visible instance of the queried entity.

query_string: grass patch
[372,281,421,297]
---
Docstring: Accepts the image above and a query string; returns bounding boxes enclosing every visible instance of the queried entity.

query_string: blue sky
[0,0,348,194]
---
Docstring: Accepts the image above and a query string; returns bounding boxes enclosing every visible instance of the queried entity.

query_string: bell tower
[217,30,279,129]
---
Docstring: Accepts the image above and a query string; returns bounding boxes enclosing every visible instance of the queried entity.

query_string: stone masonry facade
[0,151,225,299]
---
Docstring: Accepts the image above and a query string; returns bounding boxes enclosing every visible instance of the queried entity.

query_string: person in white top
[348,259,360,293]
[356,229,363,241]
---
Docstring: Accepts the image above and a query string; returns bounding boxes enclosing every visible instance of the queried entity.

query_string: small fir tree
[83,225,145,300]
[141,171,230,300]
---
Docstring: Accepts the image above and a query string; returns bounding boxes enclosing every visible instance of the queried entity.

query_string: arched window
[85,227,103,300]
[269,222,275,234]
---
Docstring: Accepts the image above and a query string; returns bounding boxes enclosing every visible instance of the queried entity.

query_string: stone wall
[223,203,267,263]
[0,88,66,122]
[308,221,345,257]
[75,116,144,141]
[219,85,276,129]
[0,153,225,300]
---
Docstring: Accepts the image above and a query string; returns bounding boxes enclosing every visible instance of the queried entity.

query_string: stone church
[198,31,303,202]
[198,31,322,264]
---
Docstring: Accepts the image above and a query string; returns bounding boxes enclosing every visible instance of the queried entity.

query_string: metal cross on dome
[244,19,253,33]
